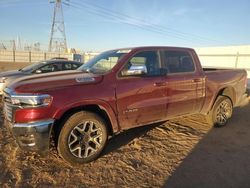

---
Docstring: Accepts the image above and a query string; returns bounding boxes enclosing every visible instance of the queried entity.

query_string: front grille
[3,91,14,122]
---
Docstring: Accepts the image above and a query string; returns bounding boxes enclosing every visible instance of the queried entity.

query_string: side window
[163,51,195,73]
[122,51,162,76]
[63,63,72,70]
[63,63,80,70]
[38,63,62,73]
[72,63,80,69]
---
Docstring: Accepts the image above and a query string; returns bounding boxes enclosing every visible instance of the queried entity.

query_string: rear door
[116,50,167,129]
[161,50,205,118]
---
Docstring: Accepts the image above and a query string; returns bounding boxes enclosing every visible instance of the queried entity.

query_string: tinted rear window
[163,51,195,73]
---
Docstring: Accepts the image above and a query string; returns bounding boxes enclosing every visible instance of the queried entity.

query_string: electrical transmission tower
[48,0,68,52]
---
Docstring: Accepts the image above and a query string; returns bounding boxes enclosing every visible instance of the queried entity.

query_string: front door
[116,50,167,129]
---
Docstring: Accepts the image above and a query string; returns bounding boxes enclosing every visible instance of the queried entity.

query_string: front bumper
[9,119,55,154]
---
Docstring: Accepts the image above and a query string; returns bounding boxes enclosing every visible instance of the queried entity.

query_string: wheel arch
[53,101,119,139]
[217,87,236,106]
[209,86,236,113]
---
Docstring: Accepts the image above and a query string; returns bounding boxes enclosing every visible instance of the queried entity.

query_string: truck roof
[113,46,195,52]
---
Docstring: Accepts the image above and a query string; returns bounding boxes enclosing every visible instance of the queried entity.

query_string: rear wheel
[57,111,108,165]
[206,96,233,127]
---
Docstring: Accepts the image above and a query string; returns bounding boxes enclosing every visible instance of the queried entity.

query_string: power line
[70,0,229,46]
[69,2,197,45]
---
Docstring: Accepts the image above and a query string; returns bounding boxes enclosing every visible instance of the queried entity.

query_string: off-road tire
[57,111,108,165]
[206,95,233,127]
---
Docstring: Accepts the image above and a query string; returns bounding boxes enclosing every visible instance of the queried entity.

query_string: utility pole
[48,0,68,52]
[16,36,22,50]
[10,40,16,51]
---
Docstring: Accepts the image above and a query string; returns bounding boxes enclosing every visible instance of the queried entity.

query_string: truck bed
[203,67,249,90]
[200,67,247,114]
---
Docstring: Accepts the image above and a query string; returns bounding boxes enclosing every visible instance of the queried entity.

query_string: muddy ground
[0,62,250,187]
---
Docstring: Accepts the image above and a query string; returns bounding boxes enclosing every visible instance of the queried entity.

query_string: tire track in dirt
[0,104,214,187]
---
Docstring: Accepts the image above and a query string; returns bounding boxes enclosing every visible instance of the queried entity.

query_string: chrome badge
[75,77,95,83]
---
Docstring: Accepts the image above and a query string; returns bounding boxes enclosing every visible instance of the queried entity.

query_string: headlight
[10,94,52,108]
[0,77,7,83]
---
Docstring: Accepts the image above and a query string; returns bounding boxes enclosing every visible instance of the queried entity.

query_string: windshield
[78,49,131,74]
[20,61,47,72]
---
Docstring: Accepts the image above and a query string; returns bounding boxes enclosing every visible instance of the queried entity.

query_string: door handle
[154,82,166,87]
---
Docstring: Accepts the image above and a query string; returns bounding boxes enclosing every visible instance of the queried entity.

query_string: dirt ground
[1,62,250,187]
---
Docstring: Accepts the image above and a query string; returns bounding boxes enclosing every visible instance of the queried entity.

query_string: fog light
[19,134,36,146]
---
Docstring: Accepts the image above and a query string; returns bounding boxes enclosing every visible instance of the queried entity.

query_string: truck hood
[7,70,103,94]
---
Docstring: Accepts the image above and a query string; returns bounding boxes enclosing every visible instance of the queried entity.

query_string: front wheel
[206,96,233,127]
[57,111,108,165]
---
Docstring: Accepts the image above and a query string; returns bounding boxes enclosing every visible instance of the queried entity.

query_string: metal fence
[0,50,77,63]
[1,50,250,76]
[198,53,250,78]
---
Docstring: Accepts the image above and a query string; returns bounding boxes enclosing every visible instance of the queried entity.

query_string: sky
[0,0,249,52]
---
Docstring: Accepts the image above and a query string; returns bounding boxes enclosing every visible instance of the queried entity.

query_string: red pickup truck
[2,46,248,164]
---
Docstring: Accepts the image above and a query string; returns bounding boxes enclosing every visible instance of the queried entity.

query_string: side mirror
[35,70,42,74]
[123,65,147,76]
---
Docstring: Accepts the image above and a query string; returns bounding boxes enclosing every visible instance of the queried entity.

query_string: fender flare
[53,99,119,132]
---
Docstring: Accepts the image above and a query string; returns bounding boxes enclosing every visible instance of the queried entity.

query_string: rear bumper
[235,93,249,107]
[9,119,54,154]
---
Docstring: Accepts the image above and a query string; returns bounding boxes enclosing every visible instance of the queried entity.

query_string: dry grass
[0,62,30,72]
